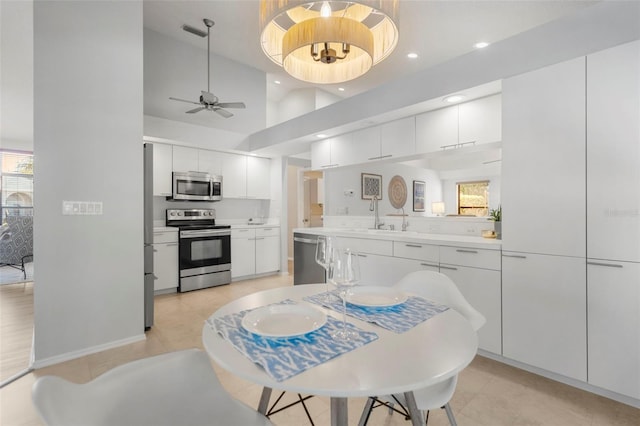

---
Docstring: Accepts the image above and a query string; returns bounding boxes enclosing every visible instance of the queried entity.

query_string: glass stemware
[327,247,360,341]
[315,235,333,301]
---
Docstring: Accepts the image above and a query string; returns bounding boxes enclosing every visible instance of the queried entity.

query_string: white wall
[144,116,247,152]
[323,163,442,218]
[33,1,144,365]
[276,89,316,123]
[143,28,266,135]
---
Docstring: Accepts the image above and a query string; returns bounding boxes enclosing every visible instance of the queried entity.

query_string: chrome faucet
[369,195,384,229]
[401,207,409,232]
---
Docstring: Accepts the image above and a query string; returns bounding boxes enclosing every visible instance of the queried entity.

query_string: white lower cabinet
[255,228,280,274]
[587,260,640,399]
[502,252,586,381]
[232,227,280,279]
[153,230,178,292]
[231,229,255,279]
[440,265,501,354]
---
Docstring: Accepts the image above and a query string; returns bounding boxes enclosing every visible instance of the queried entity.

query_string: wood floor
[1,274,639,426]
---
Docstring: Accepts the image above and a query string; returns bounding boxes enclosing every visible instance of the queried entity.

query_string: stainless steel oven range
[166,209,231,292]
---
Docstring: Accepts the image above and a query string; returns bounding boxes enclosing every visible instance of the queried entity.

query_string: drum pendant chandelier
[260,0,399,84]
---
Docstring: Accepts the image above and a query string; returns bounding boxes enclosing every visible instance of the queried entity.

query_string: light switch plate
[62,201,103,215]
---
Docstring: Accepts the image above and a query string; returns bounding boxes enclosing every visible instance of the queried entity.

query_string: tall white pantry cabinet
[585,40,640,400]
[501,40,640,400]
[501,56,587,381]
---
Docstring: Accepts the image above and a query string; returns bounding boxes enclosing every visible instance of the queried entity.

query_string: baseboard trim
[477,350,640,409]
[31,333,146,369]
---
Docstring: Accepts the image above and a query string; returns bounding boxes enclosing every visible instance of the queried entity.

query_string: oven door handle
[180,229,231,239]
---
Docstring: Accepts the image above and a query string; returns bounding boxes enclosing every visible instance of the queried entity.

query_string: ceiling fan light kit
[169,18,246,118]
[260,0,399,84]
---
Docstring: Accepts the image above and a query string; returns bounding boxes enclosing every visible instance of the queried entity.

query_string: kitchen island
[293,226,502,355]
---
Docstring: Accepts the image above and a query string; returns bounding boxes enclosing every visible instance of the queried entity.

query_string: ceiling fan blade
[186,107,206,114]
[169,97,201,105]
[214,108,234,118]
[216,102,246,109]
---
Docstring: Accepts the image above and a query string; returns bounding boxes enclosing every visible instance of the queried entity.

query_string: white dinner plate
[346,286,408,308]
[241,304,327,338]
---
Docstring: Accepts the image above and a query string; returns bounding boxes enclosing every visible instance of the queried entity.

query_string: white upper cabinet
[587,40,640,263]
[220,152,247,199]
[380,116,415,158]
[415,106,458,152]
[311,134,354,169]
[152,143,173,197]
[458,94,501,145]
[247,156,270,199]
[326,133,354,166]
[311,139,333,169]
[198,149,223,176]
[172,145,199,173]
[501,57,586,257]
[415,95,501,154]
[349,126,381,163]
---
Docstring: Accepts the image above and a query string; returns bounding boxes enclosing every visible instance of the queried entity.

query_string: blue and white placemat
[207,300,378,382]
[304,291,449,334]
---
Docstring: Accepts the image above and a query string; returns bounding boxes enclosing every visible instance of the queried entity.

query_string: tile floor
[1,273,639,426]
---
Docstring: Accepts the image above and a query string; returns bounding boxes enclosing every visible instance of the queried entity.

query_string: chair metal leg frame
[265,391,315,425]
[443,403,457,426]
[358,396,412,425]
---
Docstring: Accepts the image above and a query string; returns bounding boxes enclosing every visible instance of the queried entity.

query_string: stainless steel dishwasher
[293,232,326,285]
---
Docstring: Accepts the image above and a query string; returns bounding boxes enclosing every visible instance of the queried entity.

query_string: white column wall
[33,0,144,365]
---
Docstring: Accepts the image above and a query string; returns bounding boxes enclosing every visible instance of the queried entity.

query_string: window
[1,150,34,221]
[457,180,489,216]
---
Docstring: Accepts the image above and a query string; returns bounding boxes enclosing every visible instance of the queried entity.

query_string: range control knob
[177,211,183,216]
[169,211,176,216]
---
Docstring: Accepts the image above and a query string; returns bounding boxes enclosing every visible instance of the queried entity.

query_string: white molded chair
[32,349,274,426]
[359,271,486,426]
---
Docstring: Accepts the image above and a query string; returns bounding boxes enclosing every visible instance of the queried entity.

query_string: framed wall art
[361,173,382,200]
[413,180,426,212]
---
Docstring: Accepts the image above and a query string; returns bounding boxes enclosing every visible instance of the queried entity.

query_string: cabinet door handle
[456,249,478,254]
[503,254,527,259]
[367,154,393,160]
[405,244,422,248]
[440,265,458,271]
[166,243,178,247]
[255,237,265,241]
[420,262,438,268]
[357,253,368,258]
[587,261,623,268]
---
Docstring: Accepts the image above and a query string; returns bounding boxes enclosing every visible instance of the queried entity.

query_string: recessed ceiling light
[443,94,466,103]
[274,80,281,84]
[338,87,345,92]
[474,42,490,49]
[407,52,418,59]
[316,134,327,138]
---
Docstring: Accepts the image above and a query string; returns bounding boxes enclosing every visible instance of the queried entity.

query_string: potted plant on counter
[489,205,502,239]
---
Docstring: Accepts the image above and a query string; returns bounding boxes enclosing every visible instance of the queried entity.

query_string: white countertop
[293,227,501,250]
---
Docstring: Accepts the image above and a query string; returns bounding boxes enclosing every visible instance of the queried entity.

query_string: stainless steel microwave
[171,172,222,201]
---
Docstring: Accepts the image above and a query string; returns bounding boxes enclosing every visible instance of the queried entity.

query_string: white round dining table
[201,284,478,426]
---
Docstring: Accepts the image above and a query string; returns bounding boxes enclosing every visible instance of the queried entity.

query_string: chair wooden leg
[443,403,457,426]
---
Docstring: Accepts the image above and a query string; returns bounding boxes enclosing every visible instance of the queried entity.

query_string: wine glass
[315,235,333,301]
[327,247,360,341]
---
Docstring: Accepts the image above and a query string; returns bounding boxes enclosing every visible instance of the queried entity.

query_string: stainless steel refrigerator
[143,143,154,329]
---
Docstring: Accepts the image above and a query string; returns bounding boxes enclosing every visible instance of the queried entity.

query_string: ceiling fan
[169,18,245,118]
